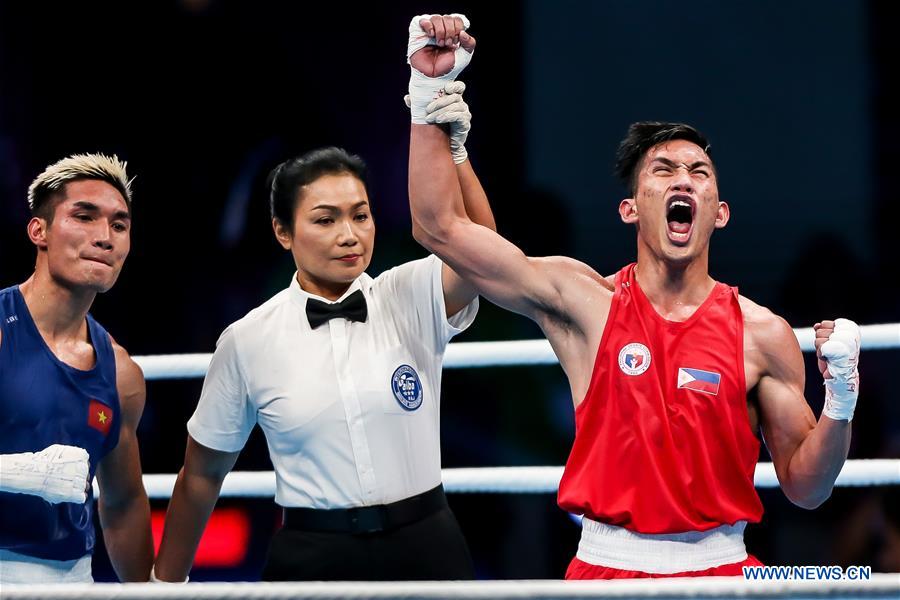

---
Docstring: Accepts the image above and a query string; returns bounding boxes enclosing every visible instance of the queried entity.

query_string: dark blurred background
[1,0,897,580]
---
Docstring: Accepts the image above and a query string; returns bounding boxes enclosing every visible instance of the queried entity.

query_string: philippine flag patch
[677,368,721,395]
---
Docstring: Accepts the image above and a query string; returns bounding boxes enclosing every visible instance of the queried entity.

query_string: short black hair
[614,122,713,195]
[267,147,368,230]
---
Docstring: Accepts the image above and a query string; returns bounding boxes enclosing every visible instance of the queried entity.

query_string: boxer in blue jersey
[0,154,152,583]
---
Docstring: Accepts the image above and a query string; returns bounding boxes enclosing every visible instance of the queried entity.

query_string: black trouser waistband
[281,484,448,534]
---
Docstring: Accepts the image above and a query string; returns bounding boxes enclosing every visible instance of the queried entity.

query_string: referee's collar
[288,272,369,306]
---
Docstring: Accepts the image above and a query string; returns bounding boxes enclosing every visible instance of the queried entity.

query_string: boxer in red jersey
[405,15,861,579]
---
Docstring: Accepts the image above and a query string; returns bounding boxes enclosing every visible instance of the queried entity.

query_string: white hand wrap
[407,13,473,124]
[0,444,89,504]
[821,318,861,422]
[405,81,472,163]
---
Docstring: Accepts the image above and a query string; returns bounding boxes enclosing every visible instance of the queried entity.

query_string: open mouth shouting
[666,194,696,245]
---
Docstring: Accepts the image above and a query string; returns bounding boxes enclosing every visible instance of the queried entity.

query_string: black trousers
[261,506,474,581]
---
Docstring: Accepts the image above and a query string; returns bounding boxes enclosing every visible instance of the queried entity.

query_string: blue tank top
[0,285,121,561]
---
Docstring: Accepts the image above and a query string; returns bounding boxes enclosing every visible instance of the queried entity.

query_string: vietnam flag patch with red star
[88,399,113,435]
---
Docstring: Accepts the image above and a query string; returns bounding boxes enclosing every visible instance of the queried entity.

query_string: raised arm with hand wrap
[407,14,612,400]
[407,15,583,318]
[404,23,498,316]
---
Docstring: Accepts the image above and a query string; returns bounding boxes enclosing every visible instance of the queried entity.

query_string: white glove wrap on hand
[821,318,861,422]
[0,444,90,504]
[405,81,472,163]
[407,13,473,124]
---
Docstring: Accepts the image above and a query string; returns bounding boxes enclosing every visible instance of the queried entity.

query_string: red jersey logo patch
[88,399,113,435]
[618,342,651,376]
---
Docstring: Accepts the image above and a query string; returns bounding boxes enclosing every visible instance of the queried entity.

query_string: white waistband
[576,518,748,574]
[0,549,93,583]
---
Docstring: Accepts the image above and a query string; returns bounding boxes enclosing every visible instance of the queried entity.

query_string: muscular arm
[411,125,614,403]
[410,124,614,400]
[441,158,497,317]
[154,436,240,582]
[456,159,496,232]
[406,19,563,320]
[751,312,851,509]
[407,18,613,397]
[411,124,592,321]
[96,343,153,581]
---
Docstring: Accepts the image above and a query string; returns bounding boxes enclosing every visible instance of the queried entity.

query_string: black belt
[282,485,447,534]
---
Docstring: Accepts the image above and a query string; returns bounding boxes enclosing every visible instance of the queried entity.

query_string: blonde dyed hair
[27,153,134,219]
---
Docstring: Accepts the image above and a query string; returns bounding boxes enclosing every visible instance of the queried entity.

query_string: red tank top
[557,263,763,534]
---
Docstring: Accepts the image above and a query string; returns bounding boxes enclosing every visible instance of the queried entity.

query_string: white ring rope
[134,323,900,380]
[103,460,898,500]
[127,322,899,500]
[3,576,899,599]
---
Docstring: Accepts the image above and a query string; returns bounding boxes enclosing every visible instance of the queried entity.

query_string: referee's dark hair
[614,122,714,196]
[268,147,368,231]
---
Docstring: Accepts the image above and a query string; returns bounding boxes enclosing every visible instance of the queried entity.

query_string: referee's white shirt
[187,255,478,509]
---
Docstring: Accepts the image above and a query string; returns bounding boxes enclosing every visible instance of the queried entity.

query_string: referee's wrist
[150,565,189,583]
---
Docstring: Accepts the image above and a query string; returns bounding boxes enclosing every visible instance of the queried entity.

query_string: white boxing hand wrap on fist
[405,81,472,163]
[407,13,473,124]
[821,318,861,422]
[0,444,90,504]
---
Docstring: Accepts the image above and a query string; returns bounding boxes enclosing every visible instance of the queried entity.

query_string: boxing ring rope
[3,576,900,600]
[122,322,900,498]
[116,460,899,500]
[133,323,900,380]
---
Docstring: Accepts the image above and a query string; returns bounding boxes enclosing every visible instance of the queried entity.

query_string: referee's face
[278,173,374,300]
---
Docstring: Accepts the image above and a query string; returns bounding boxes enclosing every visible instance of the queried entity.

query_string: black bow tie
[306,289,368,329]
